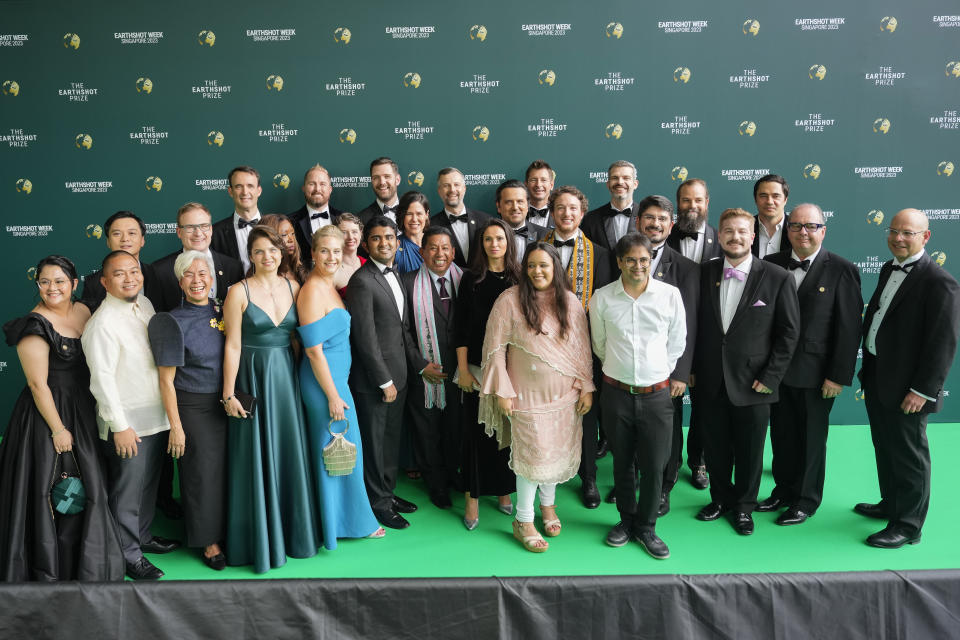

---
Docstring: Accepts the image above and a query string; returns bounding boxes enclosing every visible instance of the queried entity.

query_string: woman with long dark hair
[394,191,430,274]
[259,213,308,284]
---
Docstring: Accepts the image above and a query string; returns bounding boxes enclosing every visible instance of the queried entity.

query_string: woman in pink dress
[479,243,594,552]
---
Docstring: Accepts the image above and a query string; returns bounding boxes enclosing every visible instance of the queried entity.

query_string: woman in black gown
[0,256,125,581]
[454,219,521,530]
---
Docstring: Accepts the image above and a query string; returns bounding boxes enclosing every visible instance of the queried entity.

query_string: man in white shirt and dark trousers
[591,233,686,559]
[82,250,178,580]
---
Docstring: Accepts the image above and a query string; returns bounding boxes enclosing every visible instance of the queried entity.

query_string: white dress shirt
[307,205,332,234]
[757,218,784,258]
[589,278,686,386]
[555,229,581,269]
[679,222,707,264]
[233,210,262,273]
[369,258,404,389]
[610,203,634,242]
[377,198,399,222]
[444,207,470,258]
[719,255,752,333]
[789,247,821,288]
[81,292,170,440]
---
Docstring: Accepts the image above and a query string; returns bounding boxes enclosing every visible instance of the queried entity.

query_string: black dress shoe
[581,480,601,509]
[775,507,810,526]
[156,497,184,520]
[866,526,921,549]
[126,557,164,580]
[690,466,709,490]
[202,552,226,571]
[657,492,670,517]
[695,502,727,521]
[634,530,670,559]
[393,496,418,513]
[755,496,785,512]
[377,509,410,530]
[605,522,631,547]
[730,511,754,535]
[595,438,609,460]
[605,487,617,504]
[854,502,887,520]
[141,536,181,554]
[429,494,453,509]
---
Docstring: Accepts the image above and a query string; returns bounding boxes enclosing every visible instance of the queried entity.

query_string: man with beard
[582,161,641,273]
[752,174,792,258]
[666,178,720,489]
[428,167,491,268]
[289,164,343,262]
[357,157,403,227]
[525,159,555,229]
[496,179,546,257]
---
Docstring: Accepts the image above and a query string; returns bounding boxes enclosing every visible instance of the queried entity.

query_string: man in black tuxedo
[346,216,422,529]
[81,211,160,312]
[356,157,402,227]
[582,160,640,273]
[666,178,720,489]
[288,164,343,264]
[751,174,792,258]
[525,159,555,229]
[211,166,263,274]
[402,227,463,509]
[759,203,863,525]
[495,179,546,257]
[544,185,612,508]
[856,208,960,548]
[428,167,491,268]
[151,202,244,312]
[635,195,700,516]
[692,208,800,535]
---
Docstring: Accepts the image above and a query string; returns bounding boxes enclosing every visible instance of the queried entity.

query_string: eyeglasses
[886,227,926,238]
[179,223,212,234]
[786,222,825,232]
[37,278,70,288]
[621,257,651,266]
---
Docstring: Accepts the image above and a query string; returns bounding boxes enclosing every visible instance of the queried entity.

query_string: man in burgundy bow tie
[691,207,800,536]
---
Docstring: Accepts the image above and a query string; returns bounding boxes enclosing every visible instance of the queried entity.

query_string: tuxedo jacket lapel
[729,260,766,332]
[796,251,826,298]
[371,266,403,321]
[886,254,930,316]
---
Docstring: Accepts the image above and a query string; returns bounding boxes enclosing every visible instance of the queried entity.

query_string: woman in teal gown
[221,226,319,573]
[297,225,384,549]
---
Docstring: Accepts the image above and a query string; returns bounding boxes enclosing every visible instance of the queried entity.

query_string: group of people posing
[1,157,957,581]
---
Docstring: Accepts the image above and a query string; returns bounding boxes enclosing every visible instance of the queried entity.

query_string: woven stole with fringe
[544,230,594,309]
[412,263,463,409]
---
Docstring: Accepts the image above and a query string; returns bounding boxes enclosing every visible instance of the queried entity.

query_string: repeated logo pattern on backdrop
[1,1,958,422]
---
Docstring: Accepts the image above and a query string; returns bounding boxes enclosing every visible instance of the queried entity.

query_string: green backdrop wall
[2,0,958,424]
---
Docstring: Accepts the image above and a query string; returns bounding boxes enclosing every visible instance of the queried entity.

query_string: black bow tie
[381,266,394,275]
[448,213,468,224]
[554,238,576,248]
[673,229,699,242]
[310,211,329,220]
[382,205,397,215]
[237,217,260,229]
[891,260,918,273]
[607,207,632,218]
[512,226,529,238]
[529,207,549,218]
[787,258,810,271]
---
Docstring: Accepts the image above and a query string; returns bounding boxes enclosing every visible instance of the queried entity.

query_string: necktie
[891,260,918,273]
[237,217,260,229]
[650,248,659,259]
[673,229,699,242]
[448,213,468,224]
[513,226,529,238]
[310,211,329,220]
[554,238,576,248]
[723,267,745,282]
[437,276,451,315]
[787,258,810,271]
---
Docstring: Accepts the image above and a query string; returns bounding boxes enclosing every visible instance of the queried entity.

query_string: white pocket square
[752,299,767,307]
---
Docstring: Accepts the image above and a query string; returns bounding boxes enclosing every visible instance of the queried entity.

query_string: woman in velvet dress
[222,226,319,573]
[0,256,124,581]
[297,225,384,549]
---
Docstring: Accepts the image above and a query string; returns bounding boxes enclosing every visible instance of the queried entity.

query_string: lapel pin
[707,238,713,243]
[716,281,720,287]
[218,270,223,275]
[819,286,825,292]
[657,272,663,277]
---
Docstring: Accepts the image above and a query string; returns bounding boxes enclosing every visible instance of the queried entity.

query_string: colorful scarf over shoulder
[543,229,595,309]
[412,263,463,409]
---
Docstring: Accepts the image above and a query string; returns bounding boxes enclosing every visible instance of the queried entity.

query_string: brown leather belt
[603,375,670,395]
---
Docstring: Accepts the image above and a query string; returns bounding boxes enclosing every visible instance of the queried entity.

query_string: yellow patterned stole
[544,229,594,309]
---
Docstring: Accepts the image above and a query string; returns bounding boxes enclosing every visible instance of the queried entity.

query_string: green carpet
[150,423,960,580]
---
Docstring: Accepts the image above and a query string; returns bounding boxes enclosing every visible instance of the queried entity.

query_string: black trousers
[861,365,930,534]
[662,395,685,493]
[701,386,769,514]
[353,384,408,514]
[768,384,834,513]
[406,379,463,501]
[686,387,705,469]
[601,384,673,533]
[176,389,227,548]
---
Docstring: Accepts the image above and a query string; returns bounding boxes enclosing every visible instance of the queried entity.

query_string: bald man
[857,209,960,548]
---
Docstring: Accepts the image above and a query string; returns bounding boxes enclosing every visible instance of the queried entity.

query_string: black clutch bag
[235,390,257,416]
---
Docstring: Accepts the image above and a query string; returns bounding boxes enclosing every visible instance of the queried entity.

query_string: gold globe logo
[738,121,757,136]
[671,166,688,182]
[808,64,827,80]
[938,161,955,177]
[145,176,163,191]
[266,75,284,91]
[16,178,32,194]
[75,133,92,150]
[538,69,556,86]
[198,30,216,46]
[472,125,490,142]
[606,22,624,39]
[802,163,821,180]
[339,128,357,144]
[854,388,865,401]
[742,20,760,36]
[881,17,897,33]
[407,171,424,186]
[273,173,290,189]
[866,209,884,226]
[947,62,960,78]
[334,27,351,44]
[873,118,891,134]
[931,251,947,266]
[26,266,37,281]
[673,67,691,83]
[2,80,19,96]
[469,25,487,41]
[63,33,80,49]
[403,72,421,88]
[85,224,103,239]
[207,130,224,147]
[605,123,623,140]
[136,77,153,94]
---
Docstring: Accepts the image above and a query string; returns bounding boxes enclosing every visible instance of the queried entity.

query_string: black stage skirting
[3,570,959,639]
